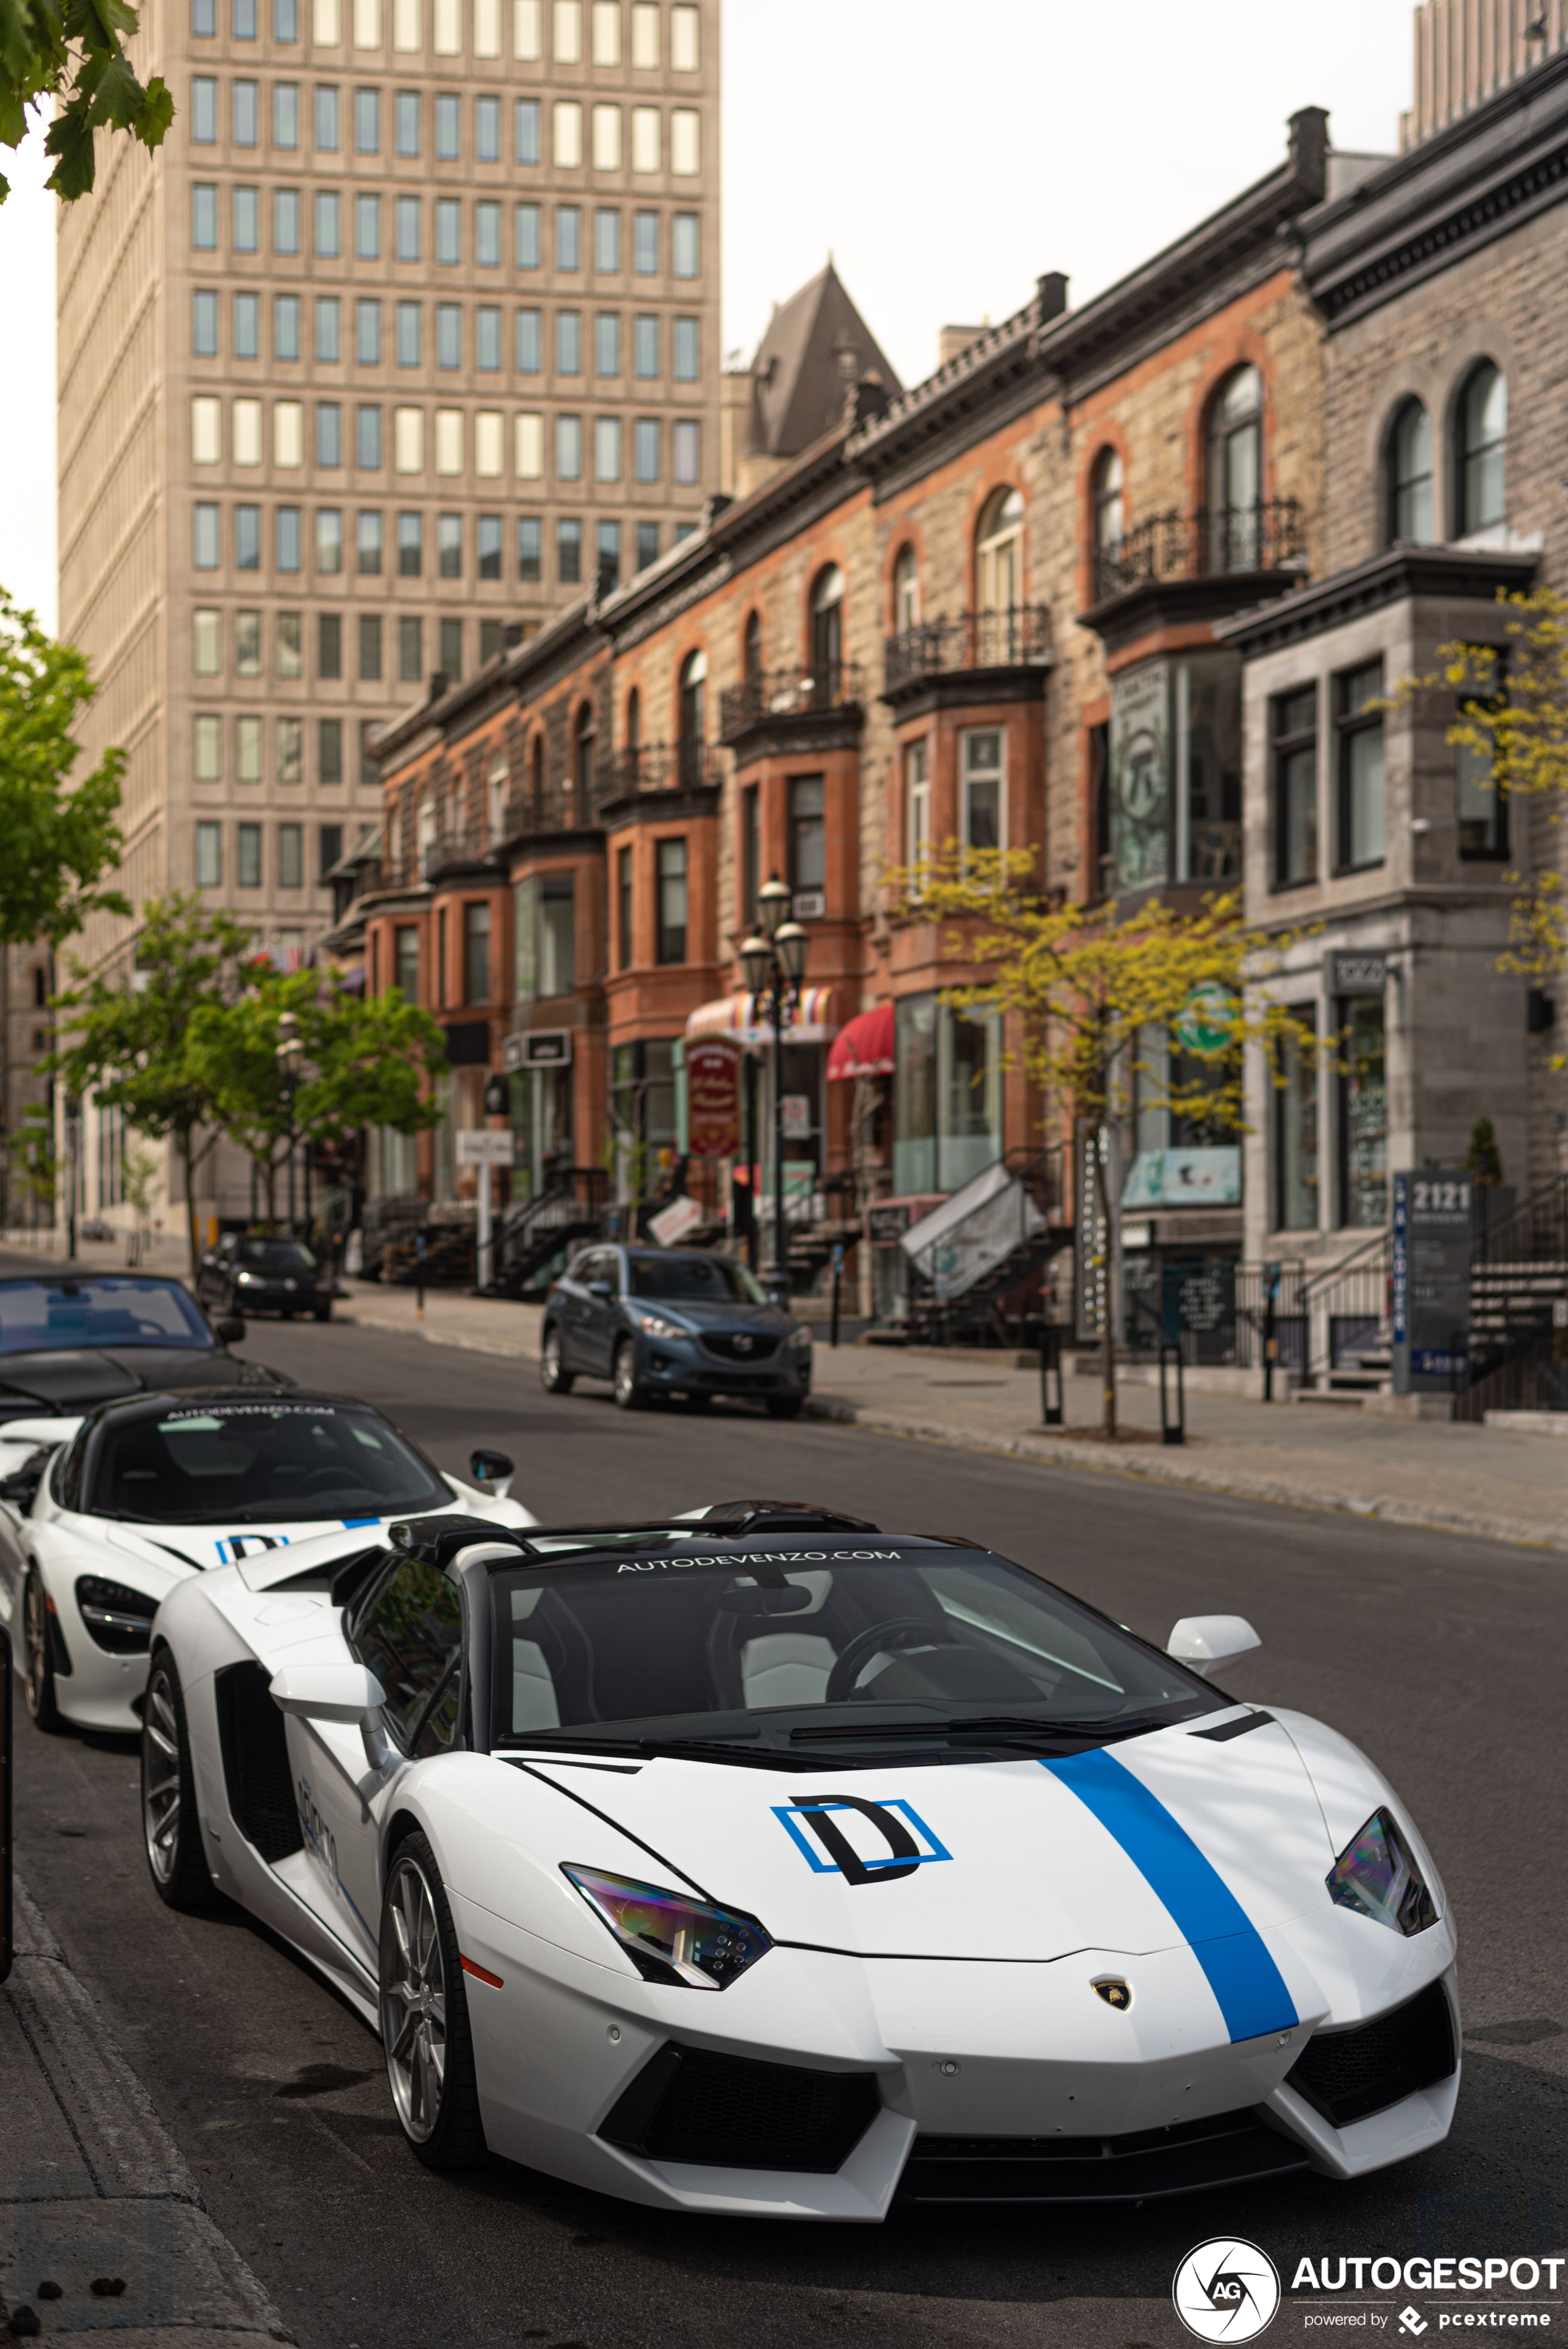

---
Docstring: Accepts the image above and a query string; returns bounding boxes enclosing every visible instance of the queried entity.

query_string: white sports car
[0,1389,530,1735]
[140,1500,1458,2220]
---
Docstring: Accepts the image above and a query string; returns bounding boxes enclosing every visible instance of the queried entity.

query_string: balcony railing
[1091,498,1306,604]
[597,741,721,799]
[717,664,865,742]
[882,605,1051,695]
[419,830,501,881]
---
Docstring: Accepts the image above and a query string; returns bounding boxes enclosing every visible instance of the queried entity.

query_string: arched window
[624,686,641,786]
[1091,449,1124,591]
[892,543,919,635]
[31,968,46,1009]
[1387,399,1433,544]
[486,754,508,845]
[975,486,1023,617]
[1456,361,1507,535]
[742,609,763,686]
[678,649,706,785]
[1206,364,1263,566]
[573,702,595,809]
[809,565,844,698]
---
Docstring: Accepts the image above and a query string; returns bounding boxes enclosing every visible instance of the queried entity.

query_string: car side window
[52,1429,88,1512]
[581,1250,615,1289]
[349,1558,463,1751]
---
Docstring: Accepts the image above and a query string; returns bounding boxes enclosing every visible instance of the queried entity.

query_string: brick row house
[340,33,1568,1367]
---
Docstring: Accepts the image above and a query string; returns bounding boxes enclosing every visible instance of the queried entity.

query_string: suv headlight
[632,1310,686,1340]
[786,1323,812,1349]
[1327,1808,1437,1935]
[75,1575,159,1654]
[562,1866,772,1990]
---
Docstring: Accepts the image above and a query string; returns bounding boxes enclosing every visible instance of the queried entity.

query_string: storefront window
[509,1062,573,1200]
[1339,996,1387,1227]
[1110,651,1241,893]
[893,993,1002,1195]
[611,1038,677,1200]
[514,874,576,1000]
[1275,1009,1319,1231]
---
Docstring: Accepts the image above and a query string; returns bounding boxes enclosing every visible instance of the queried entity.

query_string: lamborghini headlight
[562,1865,772,1990]
[631,1310,687,1341]
[1326,1808,1437,1935]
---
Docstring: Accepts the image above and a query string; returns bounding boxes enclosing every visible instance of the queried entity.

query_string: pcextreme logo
[1174,2239,1283,2342]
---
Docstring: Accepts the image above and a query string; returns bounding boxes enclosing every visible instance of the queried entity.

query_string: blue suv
[540,1246,812,1417]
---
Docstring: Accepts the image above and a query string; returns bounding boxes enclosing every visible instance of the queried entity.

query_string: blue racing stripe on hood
[1043,1747,1297,2043]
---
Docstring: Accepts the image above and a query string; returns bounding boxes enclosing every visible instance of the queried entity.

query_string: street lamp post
[740,875,809,1308]
[275,1012,304,1235]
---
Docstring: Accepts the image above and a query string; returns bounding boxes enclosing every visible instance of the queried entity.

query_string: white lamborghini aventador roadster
[137,1500,1459,2221]
[0,1389,531,1734]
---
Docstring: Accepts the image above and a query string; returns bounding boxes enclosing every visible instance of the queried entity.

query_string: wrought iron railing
[882,605,1052,695]
[717,664,865,741]
[1091,498,1307,603]
[598,742,721,799]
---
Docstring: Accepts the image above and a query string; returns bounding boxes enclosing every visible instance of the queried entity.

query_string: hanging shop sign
[686,1037,741,1158]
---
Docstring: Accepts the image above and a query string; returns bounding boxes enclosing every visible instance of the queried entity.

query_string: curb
[332,1306,1568,1559]
[804,1396,1568,1556]
[0,1875,293,2345]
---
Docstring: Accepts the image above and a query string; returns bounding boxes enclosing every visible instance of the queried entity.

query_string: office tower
[57,0,720,982]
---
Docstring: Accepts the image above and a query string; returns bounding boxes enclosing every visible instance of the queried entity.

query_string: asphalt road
[10,1313,1566,2349]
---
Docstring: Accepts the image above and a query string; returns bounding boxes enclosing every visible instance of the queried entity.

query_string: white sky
[0,0,1416,636]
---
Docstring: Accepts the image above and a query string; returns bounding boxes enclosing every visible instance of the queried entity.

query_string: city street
[8,1315,1564,2349]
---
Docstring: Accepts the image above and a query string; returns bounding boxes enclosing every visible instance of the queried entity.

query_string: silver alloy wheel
[23,1572,50,1717]
[543,1329,563,1387]
[612,1340,638,1406]
[381,1855,448,2143]
[141,1664,183,1885]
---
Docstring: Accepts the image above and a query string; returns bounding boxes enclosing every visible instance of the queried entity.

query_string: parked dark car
[0,1273,293,1427]
[195,1234,333,1322]
[540,1246,812,1416]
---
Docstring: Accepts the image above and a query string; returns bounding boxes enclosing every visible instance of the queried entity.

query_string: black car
[540,1246,812,1416]
[0,1273,293,1428]
[194,1233,334,1322]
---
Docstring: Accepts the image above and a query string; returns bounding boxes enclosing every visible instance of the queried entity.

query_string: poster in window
[1109,661,1170,890]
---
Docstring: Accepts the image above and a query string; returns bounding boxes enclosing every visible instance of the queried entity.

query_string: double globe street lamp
[739,875,810,1305]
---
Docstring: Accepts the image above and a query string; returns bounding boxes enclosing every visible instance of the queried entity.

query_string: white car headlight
[1327,1808,1437,1935]
[235,1270,259,1287]
[562,1866,772,1990]
[786,1324,812,1349]
[632,1310,687,1341]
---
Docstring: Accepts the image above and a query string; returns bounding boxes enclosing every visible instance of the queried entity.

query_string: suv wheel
[612,1338,646,1411]
[540,1325,574,1393]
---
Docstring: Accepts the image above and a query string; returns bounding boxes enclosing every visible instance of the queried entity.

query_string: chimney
[427,669,449,704]
[703,491,733,528]
[1036,271,1069,324]
[1288,105,1330,199]
[842,373,892,432]
[938,324,985,367]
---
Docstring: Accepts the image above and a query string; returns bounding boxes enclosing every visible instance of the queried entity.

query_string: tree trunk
[1093,1128,1117,1440]
[177,1127,201,1279]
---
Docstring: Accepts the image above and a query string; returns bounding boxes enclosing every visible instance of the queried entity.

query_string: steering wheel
[826,1618,955,1704]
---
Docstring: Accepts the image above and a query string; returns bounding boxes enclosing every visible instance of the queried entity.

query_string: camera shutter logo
[1172,2239,1281,2342]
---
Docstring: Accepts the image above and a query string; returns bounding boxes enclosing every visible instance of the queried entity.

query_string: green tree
[186,967,447,1230]
[51,895,251,1270]
[1,2,172,202]
[0,593,128,945]
[1466,1116,1503,1188]
[5,1101,56,1230]
[892,849,1320,1435]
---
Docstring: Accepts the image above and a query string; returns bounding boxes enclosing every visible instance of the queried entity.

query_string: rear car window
[0,1278,214,1355]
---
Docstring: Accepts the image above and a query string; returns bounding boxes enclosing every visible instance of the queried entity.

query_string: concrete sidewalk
[332,1279,1568,1555]
[0,1874,290,2345]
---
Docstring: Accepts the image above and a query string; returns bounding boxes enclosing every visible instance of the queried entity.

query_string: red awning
[827,1002,895,1080]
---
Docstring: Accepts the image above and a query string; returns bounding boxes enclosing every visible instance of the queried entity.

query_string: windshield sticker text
[614,1549,900,1573]
[774,1796,952,1885]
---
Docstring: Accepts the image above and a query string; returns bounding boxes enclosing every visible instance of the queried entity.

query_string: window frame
[1270,684,1319,891]
[1333,659,1387,875]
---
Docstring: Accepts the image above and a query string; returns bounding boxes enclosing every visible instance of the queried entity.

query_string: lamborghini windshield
[88,1400,449,1523]
[0,1277,214,1356]
[490,1539,1217,1760]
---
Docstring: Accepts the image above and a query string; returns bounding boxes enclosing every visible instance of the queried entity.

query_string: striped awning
[685,985,838,1048]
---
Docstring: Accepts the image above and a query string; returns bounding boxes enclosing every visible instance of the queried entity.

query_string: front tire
[612,1338,646,1411]
[539,1324,574,1393]
[23,1570,63,1732]
[379,1834,487,2172]
[314,1301,332,1323]
[141,1650,214,1908]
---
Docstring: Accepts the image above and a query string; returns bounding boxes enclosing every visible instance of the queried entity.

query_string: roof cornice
[1214,541,1540,656]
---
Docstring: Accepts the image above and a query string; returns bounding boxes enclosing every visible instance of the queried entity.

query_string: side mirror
[588,1280,614,1300]
[270,1662,392,1771]
[469,1448,514,1498]
[0,1449,49,1509]
[216,1317,247,1345]
[1167,1615,1261,1678]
